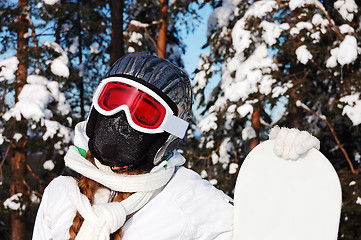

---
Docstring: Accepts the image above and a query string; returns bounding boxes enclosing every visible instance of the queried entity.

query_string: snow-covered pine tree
[187,0,278,195]
[46,0,110,120]
[188,0,361,237]
[125,0,200,67]
[0,1,72,238]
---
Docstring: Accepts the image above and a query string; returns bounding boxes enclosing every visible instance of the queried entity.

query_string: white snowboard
[233,140,342,240]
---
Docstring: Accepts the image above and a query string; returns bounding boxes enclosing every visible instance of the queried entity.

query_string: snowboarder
[32,53,321,240]
[33,53,234,239]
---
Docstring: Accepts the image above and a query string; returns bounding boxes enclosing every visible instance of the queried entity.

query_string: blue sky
[182,5,212,79]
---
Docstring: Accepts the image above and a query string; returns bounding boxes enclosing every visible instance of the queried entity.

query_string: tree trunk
[157,0,168,58]
[11,0,29,239]
[250,103,261,151]
[77,0,85,119]
[110,0,124,64]
[10,147,27,240]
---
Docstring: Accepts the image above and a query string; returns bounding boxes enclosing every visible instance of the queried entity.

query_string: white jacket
[33,166,233,240]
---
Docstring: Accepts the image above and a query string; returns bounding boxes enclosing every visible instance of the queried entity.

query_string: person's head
[86,53,192,172]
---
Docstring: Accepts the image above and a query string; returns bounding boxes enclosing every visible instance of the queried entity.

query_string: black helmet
[86,53,192,171]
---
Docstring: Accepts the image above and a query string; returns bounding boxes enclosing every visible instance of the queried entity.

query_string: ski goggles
[93,76,189,138]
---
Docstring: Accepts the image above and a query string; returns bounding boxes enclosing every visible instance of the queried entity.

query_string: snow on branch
[340,93,361,126]
[0,57,19,82]
[3,193,26,214]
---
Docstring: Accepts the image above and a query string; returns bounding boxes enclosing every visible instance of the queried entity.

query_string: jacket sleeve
[32,180,54,240]
[32,176,77,240]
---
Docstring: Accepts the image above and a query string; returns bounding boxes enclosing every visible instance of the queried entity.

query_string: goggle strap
[163,114,189,139]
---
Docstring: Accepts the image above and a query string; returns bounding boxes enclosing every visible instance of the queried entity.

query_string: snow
[0,130,4,145]
[206,140,214,149]
[201,170,208,178]
[237,104,253,118]
[2,74,72,149]
[219,138,233,168]
[43,0,60,5]
[47,81,70,115]
[295,45,313,64]
[3,75,70,122]
[199,112,218,132]
[0,56,19,82]
[232,24,252,53]
[340,93,361,125]
[128,31,143,47]
[209,179,218,185]
[289,0,325,11]
[355,152,361,163]
[229,163,238,174]
[272,82,293,98]
[231,1,277,52]
[3,193,25,213]
[326,48,338,68]
[43,41,69,78]
[260,21,289,46]
[130,20,150,28]
[90,43,100,54]
[326,36,358,67]
[193,54,215,94]
[339,24,354,34]
[43,159,55,171]
[211,152,219,165]
[207,1,236,36]
[290,22,313,36]
[3,78,53,121]
[356,197,361,205]
[244,1,276,19]
[224,44,276,102]
[13,133,22,142]
[51,58,69,78]
[311,14,328,27]
[69,37,79,54]
[349,181,356,186]
[337,35,358,65]
[30,191,40,204]
[242,126,256,140]
[334,0,358,22]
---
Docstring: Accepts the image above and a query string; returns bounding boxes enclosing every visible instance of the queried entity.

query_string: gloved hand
[269,126,320,160]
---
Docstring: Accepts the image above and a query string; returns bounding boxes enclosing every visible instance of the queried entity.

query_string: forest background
[0,0,361,239]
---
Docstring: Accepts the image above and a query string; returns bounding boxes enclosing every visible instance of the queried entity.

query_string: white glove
[269,126,320,160]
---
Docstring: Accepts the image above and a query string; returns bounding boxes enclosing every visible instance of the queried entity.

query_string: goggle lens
[97,82,167,129]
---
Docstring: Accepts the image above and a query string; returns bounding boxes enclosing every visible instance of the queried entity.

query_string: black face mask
[87,109,170,172]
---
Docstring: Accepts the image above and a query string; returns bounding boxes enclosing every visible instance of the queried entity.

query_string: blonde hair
[69,151,146,240]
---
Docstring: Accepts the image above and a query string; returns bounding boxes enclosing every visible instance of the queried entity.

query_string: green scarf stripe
[75,145,87,158]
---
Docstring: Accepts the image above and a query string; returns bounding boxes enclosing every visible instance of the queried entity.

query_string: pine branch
[0,143,12,169]
[26,163,44,192]
[128,20,162,53]
[279,1,345,40]
[193,138,225,163]
[296,100,357,174]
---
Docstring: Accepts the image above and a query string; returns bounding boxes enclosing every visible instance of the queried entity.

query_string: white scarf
[64,146,185,240]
